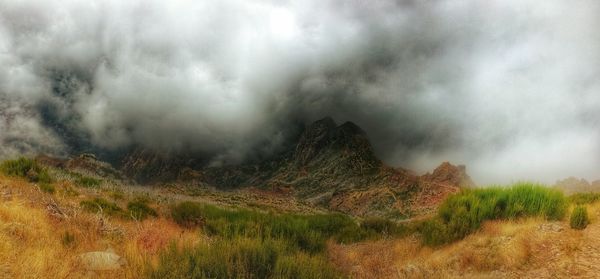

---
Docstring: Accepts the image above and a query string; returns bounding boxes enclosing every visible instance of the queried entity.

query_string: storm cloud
[1,0,600,184]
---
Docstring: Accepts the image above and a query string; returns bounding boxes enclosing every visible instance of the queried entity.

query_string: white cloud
[1,0,600,183]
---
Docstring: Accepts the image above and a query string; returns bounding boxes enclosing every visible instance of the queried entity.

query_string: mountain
[554,177,600,195]
[121,117,474,217]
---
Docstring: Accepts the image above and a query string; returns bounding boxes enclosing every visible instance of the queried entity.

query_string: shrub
[61,185,79,197]
[39,183,55,194]
[80,198,124,216]
[0,157,52,183]
[422,183,567,245]
[61,232,76,248]
[75,176,102,188]
[171,201,205,228]
[128,200,158,220]
[420,219,449,246]
[360,217,408,237]
[570,205,589,230]
[109,189,125,200]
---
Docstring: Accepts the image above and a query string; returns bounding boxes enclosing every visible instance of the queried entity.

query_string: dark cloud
[1,0,600,184]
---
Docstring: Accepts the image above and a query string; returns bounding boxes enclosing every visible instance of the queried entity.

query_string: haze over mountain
[2,0,600,184]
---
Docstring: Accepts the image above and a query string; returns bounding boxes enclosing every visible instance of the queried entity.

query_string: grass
[61,231,76,248]
[158,201,408,278]
[170,201,206,228]
[569,193,600,205]
[128,199,158,220]
[146,237,340,279]
[148,238,279,279]
[38,183,55,194]
[74,176,102,188]
[570,205,589,230]
[80,197,124,216]
[421,182,567,245]
[0,157,52,183]
[171,201,373,253]
[360,217,409,237]
[81,197,160,221]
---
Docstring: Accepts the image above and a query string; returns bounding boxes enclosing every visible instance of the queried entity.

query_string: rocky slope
[121,117,474,217]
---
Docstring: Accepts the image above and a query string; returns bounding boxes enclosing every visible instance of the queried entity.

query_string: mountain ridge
[119,117,474,217]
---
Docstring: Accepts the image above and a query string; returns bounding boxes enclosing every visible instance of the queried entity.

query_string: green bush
[127,200,158,220]
[75,176,102,188]
[360,217,408,237]
[422,183,567,245]
[570,205,589,230]
[80,198,124,216]
[171,201,205,228]
[0,157,52,183]
[420,219,449,246]
[39,183,55,194]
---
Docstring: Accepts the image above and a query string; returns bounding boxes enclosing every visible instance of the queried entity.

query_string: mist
[1,0,600,184]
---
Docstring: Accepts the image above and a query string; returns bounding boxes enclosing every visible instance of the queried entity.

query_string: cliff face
[120,117,475,217]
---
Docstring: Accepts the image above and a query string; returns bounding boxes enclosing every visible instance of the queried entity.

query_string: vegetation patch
[569,192,600,205]
[146,237,338,279]
[39,183,55,194]
[127,199,158,220]
[80,198,124,216]
[360,217,408,237]
[61,231,76,248]
[75,176,102,188]
[0,157,53,183]
[421,182,567,246]
[570,205,589,230]
[171,201,206,228]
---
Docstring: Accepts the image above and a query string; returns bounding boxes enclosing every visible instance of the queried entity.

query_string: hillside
[1,157,599,278]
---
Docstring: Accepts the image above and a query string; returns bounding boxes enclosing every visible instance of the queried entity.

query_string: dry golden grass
[330,207,600,279]
[6,170,600,279]
[0,174,203,278]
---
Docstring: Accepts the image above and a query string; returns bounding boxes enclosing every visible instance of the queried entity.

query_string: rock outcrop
[78,249,126,271]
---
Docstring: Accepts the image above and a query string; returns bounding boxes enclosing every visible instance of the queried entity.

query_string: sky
[1,0,600,184]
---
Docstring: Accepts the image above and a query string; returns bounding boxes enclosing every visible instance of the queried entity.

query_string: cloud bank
[1,0,600,184]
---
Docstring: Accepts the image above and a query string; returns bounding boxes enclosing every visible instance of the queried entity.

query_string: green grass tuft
[360,217,408,237]
[570,205,589,230]
[127,199,158,220]
[0,157,53,183]
[61,231,76,248]
[39,183,55,194]
[80,198,124,216]
[75,176,102,188]
[171,201,205,228]
[421,182,567,245]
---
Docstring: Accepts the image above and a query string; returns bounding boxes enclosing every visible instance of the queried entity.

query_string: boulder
[78,249,126,271]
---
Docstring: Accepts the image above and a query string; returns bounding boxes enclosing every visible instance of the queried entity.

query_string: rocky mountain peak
[424,161,474,187]
[293,118,378,170]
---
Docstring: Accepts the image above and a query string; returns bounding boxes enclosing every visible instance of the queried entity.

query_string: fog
[1,0,600,184]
